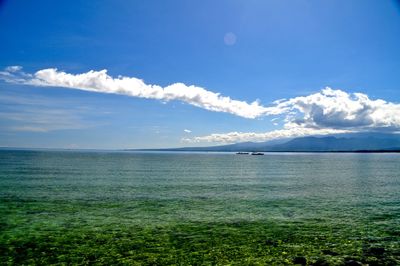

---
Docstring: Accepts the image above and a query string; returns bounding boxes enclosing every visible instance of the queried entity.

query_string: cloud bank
[182,128,351,143]
[1,66,399,143]
[272,87,400,131]
[184,88,400,143]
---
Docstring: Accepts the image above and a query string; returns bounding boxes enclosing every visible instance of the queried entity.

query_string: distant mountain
[267,134,400,152]
[135,133,400,152]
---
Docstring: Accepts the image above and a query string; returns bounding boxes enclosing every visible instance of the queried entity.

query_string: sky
[0,0,400,149]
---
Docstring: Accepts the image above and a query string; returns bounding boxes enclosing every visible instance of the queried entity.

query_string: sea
[0,150,399,265]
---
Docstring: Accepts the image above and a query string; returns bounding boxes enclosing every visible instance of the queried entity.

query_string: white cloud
[272,87,400,130]
[182,127,351,144]
[0,67,276,119]
[2,66,400,144]
[182,88,400,143]
[5,66,23,72]
[0,66,32,84]
[183,129,192,133]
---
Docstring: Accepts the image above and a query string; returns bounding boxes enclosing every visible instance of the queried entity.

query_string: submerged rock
[293,256,307,265]
[366,247,385,256]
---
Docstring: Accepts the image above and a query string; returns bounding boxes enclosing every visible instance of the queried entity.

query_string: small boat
[251,152,264,155]
[236,152,249,155]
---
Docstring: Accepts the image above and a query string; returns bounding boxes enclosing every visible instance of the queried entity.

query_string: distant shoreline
[1,147,400,153]
[128,149,400,153]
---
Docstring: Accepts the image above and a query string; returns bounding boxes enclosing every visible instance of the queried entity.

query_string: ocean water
[0,150,399,265]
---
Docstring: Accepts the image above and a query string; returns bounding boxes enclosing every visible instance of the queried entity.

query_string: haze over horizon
[1,0,400,149]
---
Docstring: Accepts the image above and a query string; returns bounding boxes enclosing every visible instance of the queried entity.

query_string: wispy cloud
[0,90,103,132]
[0,108,92,132]
[5,66,23,72]
[183,129,192,133]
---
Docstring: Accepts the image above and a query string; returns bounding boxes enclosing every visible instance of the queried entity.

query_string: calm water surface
[0,150,399,265]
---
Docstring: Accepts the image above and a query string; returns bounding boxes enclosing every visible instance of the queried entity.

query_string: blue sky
[0,0,400,148]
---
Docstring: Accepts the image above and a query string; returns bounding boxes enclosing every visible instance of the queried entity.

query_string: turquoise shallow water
[0,150,399,265]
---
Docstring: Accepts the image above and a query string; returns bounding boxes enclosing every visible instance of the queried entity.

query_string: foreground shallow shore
[1,201,399,265]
